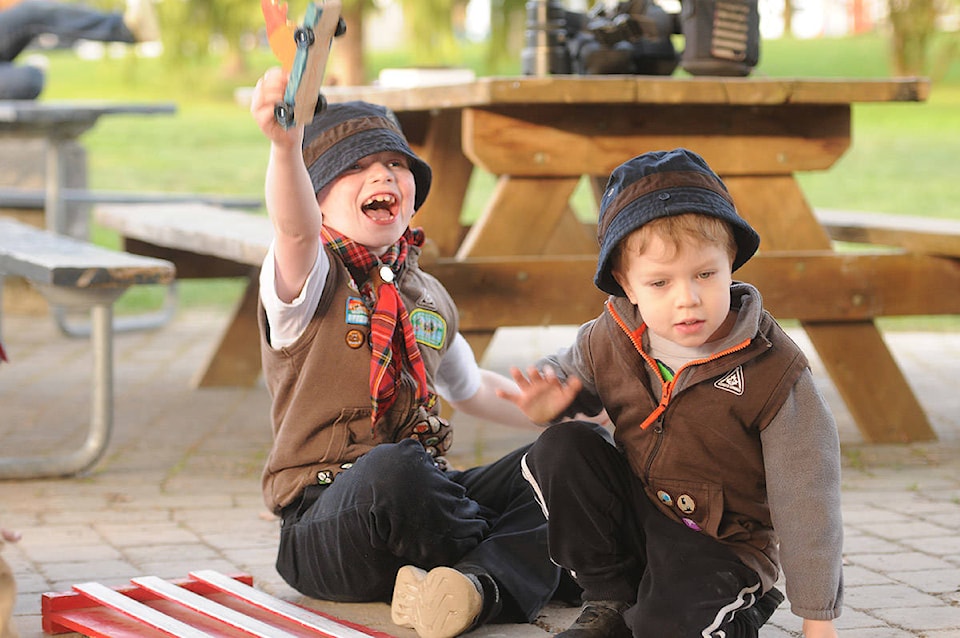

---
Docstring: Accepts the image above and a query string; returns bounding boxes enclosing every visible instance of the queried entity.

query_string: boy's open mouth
[362,194,397,222]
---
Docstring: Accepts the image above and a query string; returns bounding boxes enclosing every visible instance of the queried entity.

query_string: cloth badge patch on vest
[345,296,370,326]
[409,308,446,350]
[714,365,744,396]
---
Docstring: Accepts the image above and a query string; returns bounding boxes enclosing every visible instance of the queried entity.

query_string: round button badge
[379,265,395,283]
[345,329,365,349]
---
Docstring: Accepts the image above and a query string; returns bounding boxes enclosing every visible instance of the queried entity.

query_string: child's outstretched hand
[250,67,303,148]
[497,365,582,425]
[1,528,20,544]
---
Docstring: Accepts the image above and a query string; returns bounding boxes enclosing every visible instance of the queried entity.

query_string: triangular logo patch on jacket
[714,366,744,396]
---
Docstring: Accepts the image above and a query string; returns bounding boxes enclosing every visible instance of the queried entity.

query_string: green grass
[30,33,960,325]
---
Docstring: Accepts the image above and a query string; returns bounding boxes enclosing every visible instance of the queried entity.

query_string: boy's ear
[611,268,638,305]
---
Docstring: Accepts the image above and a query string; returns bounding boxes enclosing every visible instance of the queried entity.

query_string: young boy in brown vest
[500,149,843,637]
[250,68,573,638]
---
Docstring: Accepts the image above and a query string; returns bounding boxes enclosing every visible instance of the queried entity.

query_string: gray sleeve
[761,370,844,620]
[538,319,605,421]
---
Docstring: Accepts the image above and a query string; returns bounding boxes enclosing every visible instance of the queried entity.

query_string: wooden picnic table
[321,75,954,444]
[95,76,957,445]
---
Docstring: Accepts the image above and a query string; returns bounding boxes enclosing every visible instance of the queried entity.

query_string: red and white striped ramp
[41,570,396,638]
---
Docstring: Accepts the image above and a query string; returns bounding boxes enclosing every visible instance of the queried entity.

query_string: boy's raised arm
[251,67,322,303]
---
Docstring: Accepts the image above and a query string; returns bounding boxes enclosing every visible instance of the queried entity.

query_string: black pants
[522,422,765,638]
[276,438,561,623]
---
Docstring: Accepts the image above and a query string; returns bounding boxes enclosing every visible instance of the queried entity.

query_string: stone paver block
[844,583,944,609]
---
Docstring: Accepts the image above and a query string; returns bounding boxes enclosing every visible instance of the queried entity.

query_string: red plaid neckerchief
[321,226,431,427]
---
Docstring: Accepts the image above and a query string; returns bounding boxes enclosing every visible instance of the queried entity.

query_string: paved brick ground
[1,307,959,637]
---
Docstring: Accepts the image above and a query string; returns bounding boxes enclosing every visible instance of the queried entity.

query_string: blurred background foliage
[83,0,958,83]
[139,0,960,84]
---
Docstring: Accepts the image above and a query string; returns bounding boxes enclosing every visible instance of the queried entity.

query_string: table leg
[0,293,118,479]
[413,110,474,257]
[450,175,588,361]
[194,268,263,388]
[44,137,68,235]
[456,175,582,258]
[725,174,935,443]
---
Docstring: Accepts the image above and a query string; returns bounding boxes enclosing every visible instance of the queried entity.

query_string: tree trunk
[783,0,795,37]
[887,0,937,75]
[329,4,366,86]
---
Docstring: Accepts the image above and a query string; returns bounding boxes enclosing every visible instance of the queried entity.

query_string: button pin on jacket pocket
[677,494,696,514]
[682,517,702,531]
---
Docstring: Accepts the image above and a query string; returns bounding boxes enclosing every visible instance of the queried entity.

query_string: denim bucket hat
[301,101,432,211]
[594,148,760,297]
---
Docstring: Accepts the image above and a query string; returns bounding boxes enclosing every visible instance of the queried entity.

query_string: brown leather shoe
[557,601,631,638]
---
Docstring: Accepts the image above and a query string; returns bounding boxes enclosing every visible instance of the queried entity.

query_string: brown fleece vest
[588,294,808,588]
[258,246,459,514]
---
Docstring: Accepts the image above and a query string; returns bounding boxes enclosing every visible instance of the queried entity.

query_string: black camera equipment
[521,0,759,77]
[521,0,573,75]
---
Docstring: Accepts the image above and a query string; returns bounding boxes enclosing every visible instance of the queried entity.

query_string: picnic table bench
[816,208,960,258]
[95,203,272,387]
[0,218,175,479]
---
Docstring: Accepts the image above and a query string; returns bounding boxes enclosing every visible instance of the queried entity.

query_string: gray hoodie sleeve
[761,369,844,620]
[538,319,606,421]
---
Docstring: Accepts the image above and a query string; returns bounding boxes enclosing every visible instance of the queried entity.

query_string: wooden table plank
[817,208,960,258]
[428,252,960,328]
[463,104,851,176]
[325,76,930,110]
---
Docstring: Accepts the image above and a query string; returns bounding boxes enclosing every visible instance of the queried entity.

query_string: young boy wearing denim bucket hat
[500,149,844,637]
[250,68,574,638]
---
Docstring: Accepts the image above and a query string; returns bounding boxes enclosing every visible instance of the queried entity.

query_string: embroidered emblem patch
[345,296,370,326]
[714,365,745,396]
[409,308,446,350]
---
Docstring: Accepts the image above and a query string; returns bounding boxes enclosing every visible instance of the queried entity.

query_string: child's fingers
[507,365,529,387]
[251,68,290,128]
[1,528,21,543]
[565,374,583,394]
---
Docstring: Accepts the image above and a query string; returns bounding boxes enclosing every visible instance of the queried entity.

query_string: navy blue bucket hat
[301,101,432,211]
[594,148,761,297]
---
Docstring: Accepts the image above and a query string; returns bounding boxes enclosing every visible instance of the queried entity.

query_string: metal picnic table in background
[321,75,958,444]
[0,100,177,236]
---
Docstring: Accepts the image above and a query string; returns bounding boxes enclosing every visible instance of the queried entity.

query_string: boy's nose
[367,162,394,181]
[676,281,700,306]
